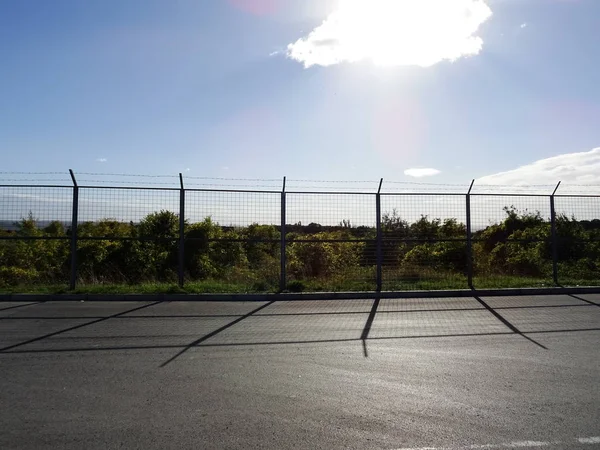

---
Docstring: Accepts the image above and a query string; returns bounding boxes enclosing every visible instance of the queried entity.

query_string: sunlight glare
[287,0,493,68]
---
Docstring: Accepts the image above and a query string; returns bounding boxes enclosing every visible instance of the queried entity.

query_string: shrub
[286,280,305,292]
[0,266,39,286]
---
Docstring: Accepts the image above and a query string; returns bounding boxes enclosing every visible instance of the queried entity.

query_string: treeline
[0,207,599,289]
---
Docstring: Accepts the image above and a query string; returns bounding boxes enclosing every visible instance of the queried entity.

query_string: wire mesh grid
[185,190,280,226]
[286,193,376,230]
[470,195,553,288]
[75,188,180,285]
[0,186,73,288]
[554,196,600,222]
[380,194,467,232]
[1,177,600,293]
[78,187,180,227]
[283,193,376,291]
[553,196,600,286]
[470,195,551,232]
[285,240,376,292]
[183,191,281,291]
[380,194,467,291]
[0,186,73,232]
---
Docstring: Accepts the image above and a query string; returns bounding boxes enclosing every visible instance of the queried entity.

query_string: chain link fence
[1,173,599,293]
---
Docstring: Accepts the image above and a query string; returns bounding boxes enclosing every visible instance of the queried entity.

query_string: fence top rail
[286,190,377,195]
[1,183,599,198]
[469,193,553,198]
[380,192,465,196]
[185,187,280,194]
[554,194,600,198]
[78,185,181,191]
[0,184,73,189]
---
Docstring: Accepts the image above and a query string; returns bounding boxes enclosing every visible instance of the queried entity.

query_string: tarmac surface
[1,294,599,449]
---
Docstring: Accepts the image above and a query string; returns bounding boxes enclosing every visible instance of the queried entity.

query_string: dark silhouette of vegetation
[1,206,599,292]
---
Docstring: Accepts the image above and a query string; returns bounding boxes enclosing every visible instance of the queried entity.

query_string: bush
[0,266,39,286]
[286,280,305,292]
[185,218,247,280]
[287,231,364,279]
[1,204,599,291]
[403,242,467,273]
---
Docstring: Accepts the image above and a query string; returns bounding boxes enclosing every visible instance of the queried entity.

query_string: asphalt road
[1,295,599,450]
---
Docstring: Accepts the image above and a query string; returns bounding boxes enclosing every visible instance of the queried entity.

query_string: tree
[77,220,133,282]
[184,217,246,279]
[243,224,279,268]
[381,209,409,237]
[130,210,180,281]
[409,215,440,240]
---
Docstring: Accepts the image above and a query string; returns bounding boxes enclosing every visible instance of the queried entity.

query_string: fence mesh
[284,193,376,291]
[183,190,281,292]
[76,188,180,285]
[1,180,599,293]
[470,195,553,288]
[380,194,467,290]
[554,196,600,286]
[78,187,180,226]
[0,186,73,288]
[0,186,73,230]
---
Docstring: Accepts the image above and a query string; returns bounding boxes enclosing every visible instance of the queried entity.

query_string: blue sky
[1,0,599,188]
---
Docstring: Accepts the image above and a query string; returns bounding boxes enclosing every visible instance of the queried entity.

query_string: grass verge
[1,275,598,295]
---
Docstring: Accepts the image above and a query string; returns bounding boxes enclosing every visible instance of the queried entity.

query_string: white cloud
[478,148,600,186]
[404,168,441,177]
[520,22,527,28]
[96,158,107,163]
[286,0,493,68]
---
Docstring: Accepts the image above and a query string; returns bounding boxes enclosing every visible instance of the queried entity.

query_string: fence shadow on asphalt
[0,301,163,353]
[0,302,42,313]
[159,301,276,367]
[472,296,547,349]
[0,296,599,364]
[568,294,600,307]
[361,297,380,357]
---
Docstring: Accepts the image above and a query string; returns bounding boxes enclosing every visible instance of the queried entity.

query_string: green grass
[0,280,278,295]
[471,276,551,289]
[1,275,598,295]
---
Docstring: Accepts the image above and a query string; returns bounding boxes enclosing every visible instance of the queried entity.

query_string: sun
[287,0,493,68]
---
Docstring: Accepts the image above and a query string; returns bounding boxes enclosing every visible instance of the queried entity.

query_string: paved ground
[0,295,599,450]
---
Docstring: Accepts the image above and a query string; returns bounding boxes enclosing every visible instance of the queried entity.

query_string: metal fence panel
[284,193,376,291]
[76,187,180,285]
[0,186,73,231]
[554,196,600,285]
[470,195,553,288]
[0,186,73,288]
[184,190,281,292]
[285,193,376,230]
[1,179,600,294]
[380,194,467,290]
[185,190,280,226]
[78,187,180,226]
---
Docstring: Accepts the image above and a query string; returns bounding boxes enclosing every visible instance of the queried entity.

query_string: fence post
[280,177,286,292]
[178,173,185,288]
[550,181,561,286]
[69,169,79,290]
[466,179,475,289]
[376,178,383,292]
